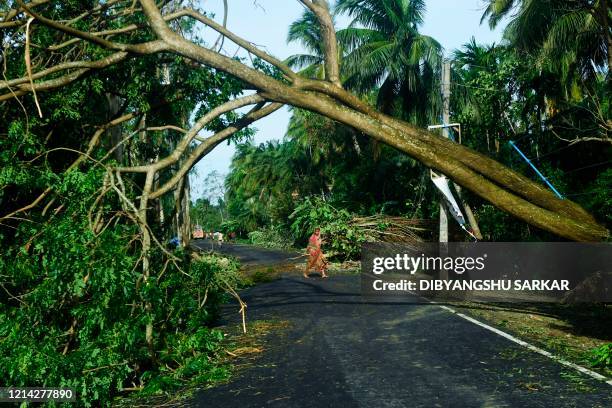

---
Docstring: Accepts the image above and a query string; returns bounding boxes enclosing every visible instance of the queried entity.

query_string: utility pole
[431,61,483,247]
[440,60,451,245]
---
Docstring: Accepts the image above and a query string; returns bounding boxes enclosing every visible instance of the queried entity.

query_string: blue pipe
[508,140,564,199]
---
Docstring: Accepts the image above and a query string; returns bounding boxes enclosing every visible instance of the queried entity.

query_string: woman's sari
[306,233,326,272]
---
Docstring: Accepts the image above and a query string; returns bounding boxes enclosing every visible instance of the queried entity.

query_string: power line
[566,187,612,197]
[452,82,506,94]
[532,143,576,161]
[564,159,612,174]
[508,140,564,199]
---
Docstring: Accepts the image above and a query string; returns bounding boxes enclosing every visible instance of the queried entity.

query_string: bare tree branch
[552,129,612,146]
[0,51,129,93]
[297,0,341,86]
[15,0,169,54]
[212,0,228,52]
[180,8,297,80]
[1,0,52,25]
[150,102,283,199]
[117,93,265,173]
[46,8,192,51]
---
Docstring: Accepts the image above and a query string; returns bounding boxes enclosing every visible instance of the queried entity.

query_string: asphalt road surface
[191,239,301,267]
[193,242,611,408]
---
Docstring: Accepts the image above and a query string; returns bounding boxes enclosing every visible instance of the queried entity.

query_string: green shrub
[247,226,293,249]
[0,171,242,406]
[589,343,612,368]
[289,196,366,259]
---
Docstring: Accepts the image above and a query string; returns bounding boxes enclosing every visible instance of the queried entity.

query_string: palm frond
[285,54,324,70]
[337,27,385,52]
[480,0,517,28]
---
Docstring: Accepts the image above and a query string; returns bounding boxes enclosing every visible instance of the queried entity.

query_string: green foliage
[224,108,430,239]
[247,227,294,250]
[139,254,241,394]
[191,198,224,231]
[0,2,610,406]
[588,343,612,369]
[336,0,443,125]
[290,196,366,259]
[0,2,252,405]
[0,189,235,403]
[453,38,611,238]
[0,169,242,406]
[579,169,612,226]
[481,0,609,87]
[285,9,327,79]
[189,254,242,313]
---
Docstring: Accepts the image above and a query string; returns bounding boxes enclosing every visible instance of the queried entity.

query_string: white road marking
[437,304,612,386]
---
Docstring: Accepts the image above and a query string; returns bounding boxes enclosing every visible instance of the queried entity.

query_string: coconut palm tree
[335,0,443,126]
[481,0,611,85]
[453,37,500,75]
[286,1,443,126]
[285,10,329,79]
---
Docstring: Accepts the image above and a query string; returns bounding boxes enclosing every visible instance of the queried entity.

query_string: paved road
[191,239,301,267]
[194,244,611,408]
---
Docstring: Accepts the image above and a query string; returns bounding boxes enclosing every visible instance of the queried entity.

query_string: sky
[190,0,507,201]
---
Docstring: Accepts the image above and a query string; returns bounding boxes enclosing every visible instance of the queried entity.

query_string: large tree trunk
[273,90,608,241]
[151,28,608,241]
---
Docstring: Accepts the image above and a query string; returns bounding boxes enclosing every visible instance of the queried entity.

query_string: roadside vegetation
[456,303,612,379]
[0,2,249,405]
[215,0,612,376]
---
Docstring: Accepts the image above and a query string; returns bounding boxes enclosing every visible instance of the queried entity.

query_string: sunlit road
[193,243,611,408]
[191,239,300,267]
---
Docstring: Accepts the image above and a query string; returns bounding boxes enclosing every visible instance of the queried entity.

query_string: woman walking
[303,227,328,278]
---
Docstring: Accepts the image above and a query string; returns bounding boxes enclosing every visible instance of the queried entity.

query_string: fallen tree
[2,0,608,241]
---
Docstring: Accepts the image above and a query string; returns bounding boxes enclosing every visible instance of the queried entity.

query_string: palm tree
[225,140,327,231]
[286,1,443,126]
[453,37,500,75]
[335,0,443,126]
[451,37,509,113]
[481,0,611,86]
[286,10,332,79]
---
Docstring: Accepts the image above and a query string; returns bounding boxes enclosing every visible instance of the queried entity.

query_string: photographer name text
[372,279,570,292]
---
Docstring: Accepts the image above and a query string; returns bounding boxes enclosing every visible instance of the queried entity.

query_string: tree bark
[105,93,124,164]
[139,171,155,360]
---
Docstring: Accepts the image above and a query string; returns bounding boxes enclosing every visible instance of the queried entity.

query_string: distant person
[217,232,224,247]
[303,227,328,278]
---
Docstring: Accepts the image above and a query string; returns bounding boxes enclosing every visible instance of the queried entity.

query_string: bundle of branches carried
[351,215,431,244]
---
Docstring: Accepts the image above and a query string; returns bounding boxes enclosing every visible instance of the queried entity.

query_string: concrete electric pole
[440,60,451,244]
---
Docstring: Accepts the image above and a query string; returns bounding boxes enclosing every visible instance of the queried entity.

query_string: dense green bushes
[247,227,293,250]
[0,171,242,406]
[290,196,366,259]
[589,343,612,370]
[0,2,253,404]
